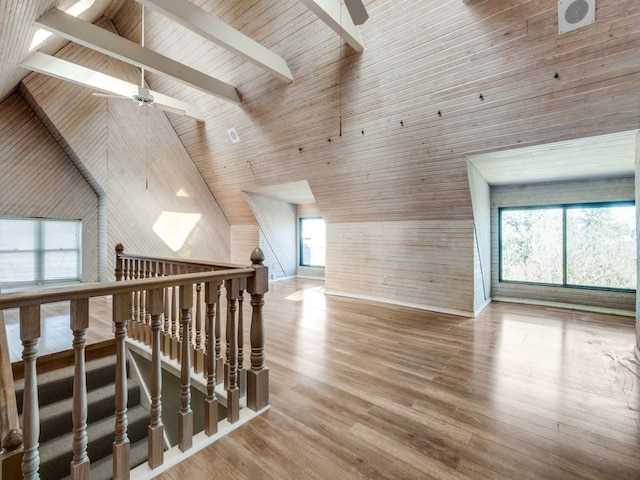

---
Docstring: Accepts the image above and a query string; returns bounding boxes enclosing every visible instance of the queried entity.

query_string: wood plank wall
[230,225,259,265]
[243,191,297,279]
[326,220,475,316]
[0,94,99,282]
[18,18,231,274]
[3,0,637,313]
[491,176,636,312]
[110,0,640,315]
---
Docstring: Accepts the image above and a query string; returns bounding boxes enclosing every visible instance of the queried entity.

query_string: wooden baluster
[20,305,40,480]
[147,288,164,469]
[178,284,193,452]
[163,265,171,356]
[225,278,240,423]
[215,282,223,384]
[70,299,90,479]
[133,260,140,342]
[139,261,147,345]
[171,280,179,361]
[247,248,270,411]
[114,244,124,281]
[143,261,152,345]
[237,278,246,397]
[204,281,218,435]
[112,293,131,480]
[193,284,204,374]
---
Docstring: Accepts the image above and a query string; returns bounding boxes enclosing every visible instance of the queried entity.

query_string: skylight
[30,0,95,51]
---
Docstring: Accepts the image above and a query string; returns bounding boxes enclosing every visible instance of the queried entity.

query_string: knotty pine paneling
[491,177,635,312]
[0,94,99,282]
[19,19,231,275]
[326,220,475,316]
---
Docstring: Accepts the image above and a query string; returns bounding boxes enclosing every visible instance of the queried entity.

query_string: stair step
[61,437,151,480]
[15,355,120,413]
[39,404,150,480]
[36,379,142,444]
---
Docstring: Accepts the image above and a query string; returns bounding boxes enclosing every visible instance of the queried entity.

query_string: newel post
[114,243,124,281]
[246,247,269,411]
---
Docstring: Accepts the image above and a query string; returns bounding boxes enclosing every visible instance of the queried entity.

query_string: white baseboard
[295,275,326,280]
[474,297,492,317]
[268,275,295,283]
[492,296,635,317]
[324,289,473,317]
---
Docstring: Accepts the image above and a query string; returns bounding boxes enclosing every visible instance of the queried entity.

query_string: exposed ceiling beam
[344,0,369,25]
[21,51,206,121]
[34,8,241,105]
[299,0,364,53]
[134,0,293,83]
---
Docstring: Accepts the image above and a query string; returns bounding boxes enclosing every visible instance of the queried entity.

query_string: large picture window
[299,217,326,267]
[0,218,82,287]
[499,202,635,291]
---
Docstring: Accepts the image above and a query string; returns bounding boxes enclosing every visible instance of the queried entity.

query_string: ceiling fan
[92,4,185,117]
[94,83,186,116]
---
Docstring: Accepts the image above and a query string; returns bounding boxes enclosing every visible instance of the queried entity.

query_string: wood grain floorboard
[148,278,640,480]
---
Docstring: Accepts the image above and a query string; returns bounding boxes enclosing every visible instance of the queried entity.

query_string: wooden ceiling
[2,0,640,227]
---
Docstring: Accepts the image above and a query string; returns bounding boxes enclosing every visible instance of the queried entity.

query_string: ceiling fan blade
[21,52,206,122]
[153,102,187,116]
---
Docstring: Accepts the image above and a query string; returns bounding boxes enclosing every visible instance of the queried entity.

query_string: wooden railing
[0,245,269,479]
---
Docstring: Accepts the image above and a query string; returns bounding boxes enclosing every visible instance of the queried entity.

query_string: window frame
[298,216,326,268]
[498,201,635,293]
[0,217,82,287]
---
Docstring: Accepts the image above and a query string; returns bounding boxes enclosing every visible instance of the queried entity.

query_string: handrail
[0,245,269,479]
[0,268,254,310]
[115,243,247,272]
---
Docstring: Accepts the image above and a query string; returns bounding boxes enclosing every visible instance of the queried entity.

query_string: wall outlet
[382,275,389,285]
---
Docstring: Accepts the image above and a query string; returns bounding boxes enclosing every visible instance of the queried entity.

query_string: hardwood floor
[3,278,638,478]
[153,278,640,480]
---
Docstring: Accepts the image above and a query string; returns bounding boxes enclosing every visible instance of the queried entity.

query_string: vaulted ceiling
[2,0,639,227]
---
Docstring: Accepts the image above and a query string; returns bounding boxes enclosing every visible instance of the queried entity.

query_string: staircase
[14,355,150,480]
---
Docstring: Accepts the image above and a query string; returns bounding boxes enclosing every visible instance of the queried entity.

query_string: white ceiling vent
[558,0,595,34]
[227,128,240,144]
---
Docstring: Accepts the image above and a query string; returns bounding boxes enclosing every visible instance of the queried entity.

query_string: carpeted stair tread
[39,404,150,480]
[62,437,151,480]
[36,379,142,444]
[14,355,119,413]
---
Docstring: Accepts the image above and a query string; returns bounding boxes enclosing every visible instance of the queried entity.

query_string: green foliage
[501,205,636,290]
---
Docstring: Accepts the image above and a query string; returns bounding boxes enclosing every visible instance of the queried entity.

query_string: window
[499,202,635,291]
[299,217,326,267]
[0,218,82,287]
